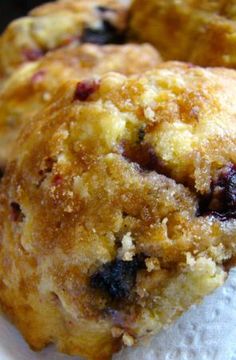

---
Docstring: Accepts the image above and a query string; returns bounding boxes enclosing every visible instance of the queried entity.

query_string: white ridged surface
[116,268,236,360]
[0,269,236,360]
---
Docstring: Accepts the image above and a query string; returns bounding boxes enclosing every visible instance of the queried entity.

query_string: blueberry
[90,255,146,300]
[226,172,236,208]
[198,165,236,221]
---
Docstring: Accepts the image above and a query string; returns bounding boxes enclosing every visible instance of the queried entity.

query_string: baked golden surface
[0,0,129,76]
[0,43,161,169]
[0,63,236,360]
[130,0,236,68]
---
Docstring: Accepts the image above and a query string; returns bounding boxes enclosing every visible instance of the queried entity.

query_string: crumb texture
[0,43,161,167]
[0,0,130,76]
[0,63,236,359]
[130,0,236,68]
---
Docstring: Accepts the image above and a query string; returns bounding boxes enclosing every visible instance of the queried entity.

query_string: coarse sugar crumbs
[209,244,231,263]
[137,286,147,299]
[144,106,156,122]
[67,191,74,198]
[57,127,69,140]
[73,176,89,199]
[57,153,68,166]
[145,257,160,272]
[65,205,73,213]
[42,92,52,101]
[111,326,123,338]
[186,252,196,267]
[118,232,135,261]
[122,332,135,346]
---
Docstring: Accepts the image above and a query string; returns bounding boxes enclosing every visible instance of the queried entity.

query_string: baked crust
[0,43,161,168]
[0,0,129,76]
[130,0,236,68]
[0,62,236,359]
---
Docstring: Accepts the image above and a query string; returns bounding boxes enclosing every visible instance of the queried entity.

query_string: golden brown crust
[0,0,129,76]
[0,63,235,359]
[0,43,161,167]
[130,0,236,68]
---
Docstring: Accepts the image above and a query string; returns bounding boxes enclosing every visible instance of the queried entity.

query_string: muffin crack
[121,141,170,177]
[197,164,236,221]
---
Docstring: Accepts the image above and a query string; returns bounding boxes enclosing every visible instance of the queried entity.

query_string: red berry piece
[80,20,125,45]
[74,79,100,101]
[53,174,63,186]
[90,254,146,300]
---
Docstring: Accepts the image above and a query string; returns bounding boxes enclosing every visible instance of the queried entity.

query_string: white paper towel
[0,268,236,360]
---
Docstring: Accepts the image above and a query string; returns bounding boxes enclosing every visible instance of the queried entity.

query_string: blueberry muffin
[0,62,235,360]
[0,0,130,76]
[0,43,161,170]
[130,0,236,68]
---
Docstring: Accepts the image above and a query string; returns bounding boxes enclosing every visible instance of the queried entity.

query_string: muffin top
[0,62,235,359]
[130,0,236,68]
[0,0,129,76]
[0,43,161,168]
